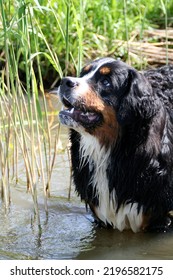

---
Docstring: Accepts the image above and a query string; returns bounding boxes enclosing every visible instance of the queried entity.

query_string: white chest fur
[79,134,143,232]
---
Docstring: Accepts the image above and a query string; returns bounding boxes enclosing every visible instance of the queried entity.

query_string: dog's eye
[101,78,111,87]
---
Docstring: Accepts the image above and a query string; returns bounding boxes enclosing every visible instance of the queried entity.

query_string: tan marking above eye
[83,64,92,72]
[99,67,111,75]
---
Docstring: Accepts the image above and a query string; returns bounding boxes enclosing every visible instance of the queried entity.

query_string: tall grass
[0,0,65,228]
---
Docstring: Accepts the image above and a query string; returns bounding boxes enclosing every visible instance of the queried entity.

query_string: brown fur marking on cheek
[76,86,105,111]
[99,67,111,75]
[75,86,119,147]
[80,90,119,147]
[92,105,119,147]
[83,90,105,111]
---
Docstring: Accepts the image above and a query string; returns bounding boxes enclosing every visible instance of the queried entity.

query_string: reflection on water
[0,188,95,259]
[1,186,173,260]
[77,227,173,260]
[0,95,173,259]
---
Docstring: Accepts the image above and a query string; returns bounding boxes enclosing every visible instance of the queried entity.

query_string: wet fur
[59,58,173,232]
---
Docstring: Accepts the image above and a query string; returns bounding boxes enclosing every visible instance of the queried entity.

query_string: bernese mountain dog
[58,57,173,232]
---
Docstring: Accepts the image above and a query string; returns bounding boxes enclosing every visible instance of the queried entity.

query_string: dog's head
[58,57,156,146]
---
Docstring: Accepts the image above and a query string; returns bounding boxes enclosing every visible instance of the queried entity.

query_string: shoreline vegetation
[0,0,173,228]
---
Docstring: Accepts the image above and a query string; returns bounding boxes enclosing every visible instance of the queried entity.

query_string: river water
[0,95,173,260]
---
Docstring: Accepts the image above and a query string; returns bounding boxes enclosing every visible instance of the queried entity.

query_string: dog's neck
[79,133,110,173]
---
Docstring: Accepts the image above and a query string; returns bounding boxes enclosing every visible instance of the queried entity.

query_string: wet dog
[58,57,173,232]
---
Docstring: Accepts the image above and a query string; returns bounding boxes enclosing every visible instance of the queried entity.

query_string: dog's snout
[60,77,78,88]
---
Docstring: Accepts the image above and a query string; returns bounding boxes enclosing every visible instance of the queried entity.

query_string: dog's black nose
[60,77,78,88]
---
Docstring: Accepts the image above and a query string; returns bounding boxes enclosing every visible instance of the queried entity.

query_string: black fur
[59,58,173,231]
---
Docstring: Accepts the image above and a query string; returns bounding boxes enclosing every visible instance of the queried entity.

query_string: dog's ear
[116,69,159,125]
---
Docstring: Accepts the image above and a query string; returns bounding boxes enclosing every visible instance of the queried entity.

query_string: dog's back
[144,65,173,109]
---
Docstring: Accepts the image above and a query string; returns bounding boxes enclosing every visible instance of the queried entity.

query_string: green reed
[0,0,64,228]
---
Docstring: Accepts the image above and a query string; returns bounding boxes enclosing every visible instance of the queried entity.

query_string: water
[0,96,173,260]
[1,186,173,260]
